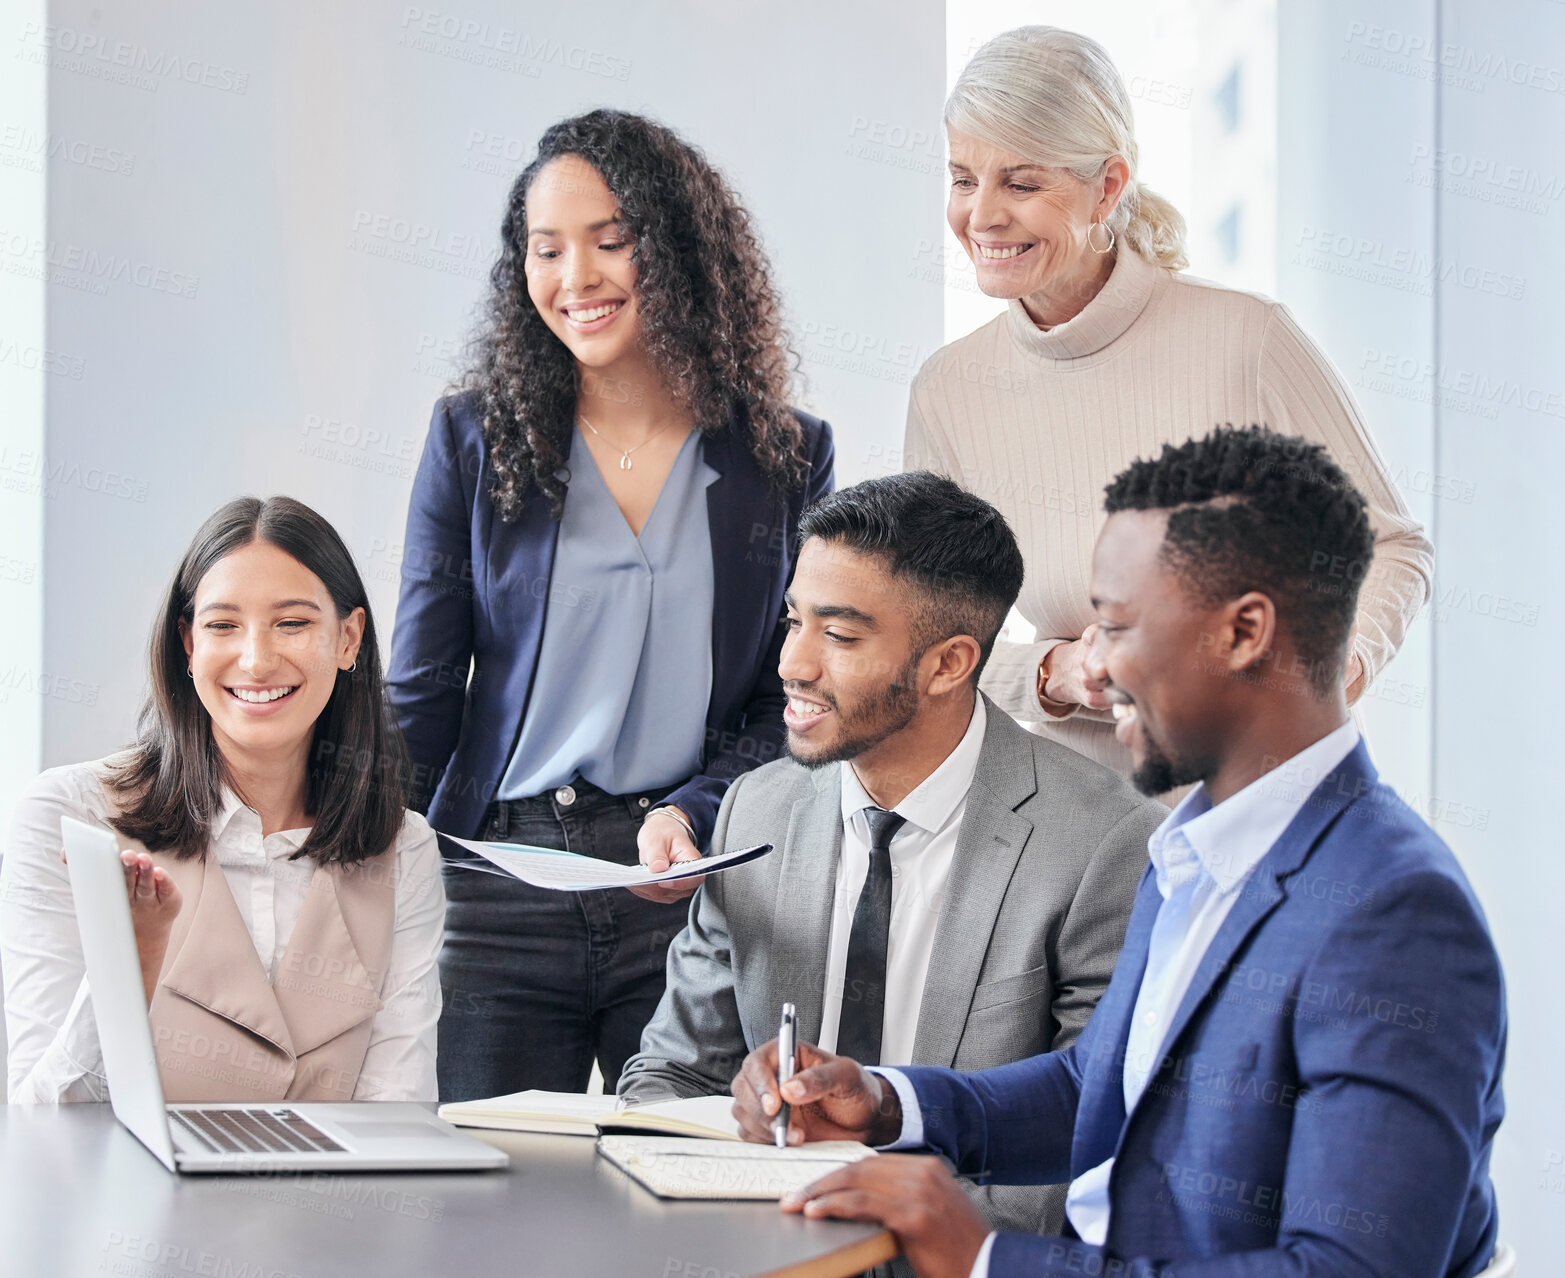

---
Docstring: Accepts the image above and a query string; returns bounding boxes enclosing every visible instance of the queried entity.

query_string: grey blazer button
[555,785,577,806]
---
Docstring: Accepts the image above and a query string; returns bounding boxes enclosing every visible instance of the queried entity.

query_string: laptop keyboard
[171,1108,346,1155]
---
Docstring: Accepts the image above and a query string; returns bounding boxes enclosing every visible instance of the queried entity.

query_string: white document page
[443,837,773,891]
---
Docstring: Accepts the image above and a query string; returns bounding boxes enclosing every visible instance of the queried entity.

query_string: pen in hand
[774,1002,797,1148]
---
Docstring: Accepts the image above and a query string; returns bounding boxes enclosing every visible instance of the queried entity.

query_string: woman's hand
[121,851,181,1007]
[1343,622,1366,704]
[629,806,704,903]
[1042,625,1111,711]
[730,1039,903,1147]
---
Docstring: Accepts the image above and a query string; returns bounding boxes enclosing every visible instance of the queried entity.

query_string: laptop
[62,816,509,1173]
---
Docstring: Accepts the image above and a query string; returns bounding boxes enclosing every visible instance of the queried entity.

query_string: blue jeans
[436,780,690,1102]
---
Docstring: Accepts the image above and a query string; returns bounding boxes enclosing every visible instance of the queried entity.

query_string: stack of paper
[597,1136,876,1200]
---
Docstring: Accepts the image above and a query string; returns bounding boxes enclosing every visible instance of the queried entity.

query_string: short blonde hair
[947,26,1189,270]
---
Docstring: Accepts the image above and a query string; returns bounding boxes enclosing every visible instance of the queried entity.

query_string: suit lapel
[488,469,564,772]
[767,767,844,1046]
[273,867,382,1056]
[1072,869,1158,1169]
[703,414,779,744]
[158,851,295,1058]
[912,702,1038,1066]
[1127,743,1380,1125]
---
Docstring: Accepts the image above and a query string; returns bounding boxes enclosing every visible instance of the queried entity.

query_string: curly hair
[464,109,808,520]
[1103,425,1374,695]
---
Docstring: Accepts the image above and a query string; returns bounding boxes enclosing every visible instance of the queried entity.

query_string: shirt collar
[211,785,310,861]
[839,695,988,836]
[211,785,249,841]
[1146,721,1361,899]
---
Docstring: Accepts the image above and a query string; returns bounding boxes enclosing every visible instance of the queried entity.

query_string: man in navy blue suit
[730,426,1506,1278]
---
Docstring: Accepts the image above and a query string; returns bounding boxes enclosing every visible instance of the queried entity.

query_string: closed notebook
[597,1136,877,1201]
[437,1091,742,1140]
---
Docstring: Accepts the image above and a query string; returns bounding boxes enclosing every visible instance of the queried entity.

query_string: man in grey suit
[619,472,1161,1244]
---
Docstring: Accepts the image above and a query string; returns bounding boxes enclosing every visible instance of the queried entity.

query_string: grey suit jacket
[619,696,1163,1248]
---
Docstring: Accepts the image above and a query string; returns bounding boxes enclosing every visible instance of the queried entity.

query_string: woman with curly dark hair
[386,109,834,1101]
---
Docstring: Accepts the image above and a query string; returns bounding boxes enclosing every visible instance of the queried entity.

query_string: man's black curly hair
[1102,425,1374,696]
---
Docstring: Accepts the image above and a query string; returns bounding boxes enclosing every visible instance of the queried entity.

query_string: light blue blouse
[497,426,718,799]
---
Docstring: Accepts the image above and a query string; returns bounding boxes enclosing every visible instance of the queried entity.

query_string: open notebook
[438,1090,877,1201]
[437,1090,744,1140]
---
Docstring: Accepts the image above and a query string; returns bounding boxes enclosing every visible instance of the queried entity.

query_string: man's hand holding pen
[729,1039,903,1148]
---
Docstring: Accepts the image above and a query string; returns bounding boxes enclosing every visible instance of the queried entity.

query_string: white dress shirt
[1,759,446,1103]
[873,720,1361,1277]
[816,696,986,1067]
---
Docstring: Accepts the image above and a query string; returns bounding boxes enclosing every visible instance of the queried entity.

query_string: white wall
[0,0,50,1082]
[1280,0,1564,1263]
[34,0,946,770]
[1430,0,1565,1264]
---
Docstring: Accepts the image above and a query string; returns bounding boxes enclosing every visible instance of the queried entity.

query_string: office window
[1215,203,1241,263]
[1214,62,1241,133]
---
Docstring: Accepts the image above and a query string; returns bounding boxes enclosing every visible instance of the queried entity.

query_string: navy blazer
[386,390,834,843]
[898,743,1506,1278]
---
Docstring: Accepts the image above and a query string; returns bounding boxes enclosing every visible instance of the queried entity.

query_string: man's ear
[1225,591,1277,675]
[924,634,983,697]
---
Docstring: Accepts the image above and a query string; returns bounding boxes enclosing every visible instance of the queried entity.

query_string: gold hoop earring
[1088,220,1115,254]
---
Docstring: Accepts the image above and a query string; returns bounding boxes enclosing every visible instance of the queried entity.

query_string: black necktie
[836,806,906,1067]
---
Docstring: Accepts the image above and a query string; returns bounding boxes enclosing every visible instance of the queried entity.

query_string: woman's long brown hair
[104,496,409,864]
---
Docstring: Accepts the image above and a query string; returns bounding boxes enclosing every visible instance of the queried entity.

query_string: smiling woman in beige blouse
[2,497,443,1104]
[905,26,1432,777]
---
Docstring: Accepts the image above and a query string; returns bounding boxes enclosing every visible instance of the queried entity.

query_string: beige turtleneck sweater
[904,246,1433,777]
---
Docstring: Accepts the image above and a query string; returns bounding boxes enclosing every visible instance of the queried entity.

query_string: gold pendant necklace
[579,414,674,472]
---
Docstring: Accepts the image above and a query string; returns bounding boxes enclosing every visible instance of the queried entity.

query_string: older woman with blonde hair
[906,26,1431,777]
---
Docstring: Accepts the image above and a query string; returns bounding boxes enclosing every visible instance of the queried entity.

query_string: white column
[0,0,50,1078]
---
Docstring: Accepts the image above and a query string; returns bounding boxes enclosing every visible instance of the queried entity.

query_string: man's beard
[1130,721,1215,796]
[785,657,921,769]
